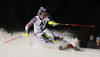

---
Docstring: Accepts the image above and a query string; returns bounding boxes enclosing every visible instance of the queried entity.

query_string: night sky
[0,0,100,47]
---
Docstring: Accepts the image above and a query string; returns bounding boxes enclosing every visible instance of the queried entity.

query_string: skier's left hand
[52,23,59,27]
[48,21,59,26]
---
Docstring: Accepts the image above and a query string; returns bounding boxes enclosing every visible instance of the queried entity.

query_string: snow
[0,28,100,57]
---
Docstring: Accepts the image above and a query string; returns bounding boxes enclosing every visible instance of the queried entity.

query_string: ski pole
[59,23,94,27]
[3,35,23,44]
[48,21,94,27]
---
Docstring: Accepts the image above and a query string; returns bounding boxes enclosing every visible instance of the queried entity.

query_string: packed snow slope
[0,29,100,57]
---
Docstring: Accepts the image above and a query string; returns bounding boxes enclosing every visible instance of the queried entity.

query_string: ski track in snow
[0,29,100,57]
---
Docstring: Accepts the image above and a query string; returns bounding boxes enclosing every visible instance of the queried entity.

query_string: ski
[59,45,80,51]
[54,36,81,51]
[42,35,81,51]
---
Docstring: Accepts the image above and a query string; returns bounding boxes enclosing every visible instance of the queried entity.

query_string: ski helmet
[39,7,47,13]
[38,7,47,15]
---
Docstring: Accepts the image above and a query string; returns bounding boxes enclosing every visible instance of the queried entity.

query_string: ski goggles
[41,12,47,16]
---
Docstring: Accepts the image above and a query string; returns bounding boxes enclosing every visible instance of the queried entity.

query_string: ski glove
[22,31,29,37]
[48,21,59,26]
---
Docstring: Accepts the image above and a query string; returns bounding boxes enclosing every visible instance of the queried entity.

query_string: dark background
[0,0,100,47]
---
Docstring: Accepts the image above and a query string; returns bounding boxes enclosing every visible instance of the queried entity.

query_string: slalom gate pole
[3,35,23,44]
[59,23,94,27]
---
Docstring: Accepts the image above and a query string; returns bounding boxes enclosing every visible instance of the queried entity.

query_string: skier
[22,7,59,42]
[22,7,79,50]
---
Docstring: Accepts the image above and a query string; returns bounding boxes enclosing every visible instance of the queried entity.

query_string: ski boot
[68,44,80,51]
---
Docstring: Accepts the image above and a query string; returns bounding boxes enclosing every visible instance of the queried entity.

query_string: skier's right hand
[22,31,29,37]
